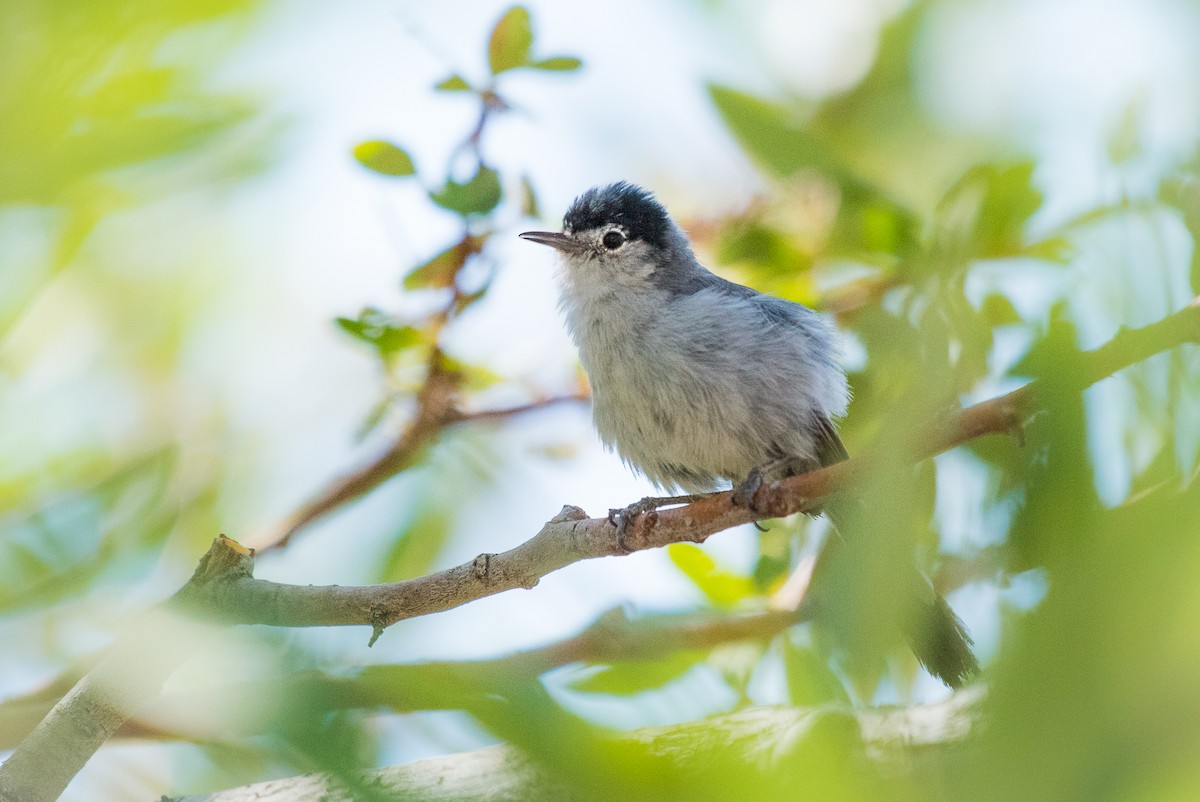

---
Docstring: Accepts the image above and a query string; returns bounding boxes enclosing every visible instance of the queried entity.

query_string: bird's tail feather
[821,501,979,689]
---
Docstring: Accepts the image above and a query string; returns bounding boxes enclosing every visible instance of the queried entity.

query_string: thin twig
[252,371,586,553]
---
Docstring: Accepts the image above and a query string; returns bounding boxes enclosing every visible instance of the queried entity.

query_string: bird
[520,181,978,688]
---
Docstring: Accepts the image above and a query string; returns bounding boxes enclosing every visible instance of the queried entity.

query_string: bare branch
[445,393,589,425]
[251,362,460,553]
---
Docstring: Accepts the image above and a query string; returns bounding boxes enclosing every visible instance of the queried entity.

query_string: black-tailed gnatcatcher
[521,182,977,688]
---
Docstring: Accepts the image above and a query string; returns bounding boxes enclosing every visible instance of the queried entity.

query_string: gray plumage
[520,182,977,688]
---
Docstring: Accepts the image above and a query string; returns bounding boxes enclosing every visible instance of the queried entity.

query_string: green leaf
[352,140,415,177]
[336,308,422,356]
[668,543,756,607]
[488,6,533,75]
[709,84,919,260]
[404,243,468,290]
[519,174,540,218]
[937,161,1046,261]
[782,637,849,707]
[529,56,581,72]
[430,166,503,217]
[981,292,1022,327]
[380,505,453,581]
[708,85,853,183]
[404,235,486,291]
[438,353,505,391]
[435,74,472,92]
[1024,236,1072,263]
[568,651,705,695]
[975,162,1043,255]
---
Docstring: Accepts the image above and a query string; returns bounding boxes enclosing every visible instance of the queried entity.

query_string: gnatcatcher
[521,182,977,688]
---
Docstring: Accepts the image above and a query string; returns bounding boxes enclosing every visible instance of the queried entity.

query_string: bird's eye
[602,230,626,250]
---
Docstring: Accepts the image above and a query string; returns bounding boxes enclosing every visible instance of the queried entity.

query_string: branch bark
[168,688,985,802]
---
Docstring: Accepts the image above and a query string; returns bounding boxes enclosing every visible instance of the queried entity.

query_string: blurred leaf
[751,525,794,593]
[380,505,453,581]
[567,650,705,695]
[51,182,131,268]
[430,166,502,217]
[0,449,183,614]
[519,174,540,218]
[354,397,392,443]
[936,161,1047,262]
[668,543,756,607]
[0,0,264,321]
[1107,92,1145,165]
[1011,302,1075,378]
[708,85,852,182]
[434,75,473,92]
[439,354,506,392]
[352,140,415,177]
[404,235,486,290]
[708,641,766,698]
[1159,170,1200,295]
[404,244,467,291]
[453,285,491,315]
[336,308,423,356]
[1023,235,1072,262]
[782,636,849,707]
[963,391,1200,802]
[810,0,989,211]
[981,292,1022,327]
[974,162,1043,256]
[857,201,909,254]
[529,56,582,72]
[716,218,808,274]
[488,6,533,75]
[709,85,919,261]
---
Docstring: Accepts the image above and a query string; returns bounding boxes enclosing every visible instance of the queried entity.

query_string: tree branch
[168,688,985,802]
[0,603,812,749]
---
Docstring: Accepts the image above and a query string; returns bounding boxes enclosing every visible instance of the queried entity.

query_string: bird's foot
[607,493,712,552]
[732,468,765,510]
[733,459,795,527]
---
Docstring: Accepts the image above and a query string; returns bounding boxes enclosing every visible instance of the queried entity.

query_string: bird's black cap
[563,182,672,248]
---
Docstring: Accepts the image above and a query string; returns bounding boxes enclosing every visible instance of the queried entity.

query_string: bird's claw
[608,497,660,552]
[732,468,764,510]
[608,493,713,551]
[733,468,772,530]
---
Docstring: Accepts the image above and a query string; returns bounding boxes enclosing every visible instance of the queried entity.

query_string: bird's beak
[519,230,583,253]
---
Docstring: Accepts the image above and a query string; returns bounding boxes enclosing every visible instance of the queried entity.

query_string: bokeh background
[4,0,1200,799]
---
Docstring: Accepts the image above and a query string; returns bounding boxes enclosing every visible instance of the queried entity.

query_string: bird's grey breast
[560,265,848,492]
